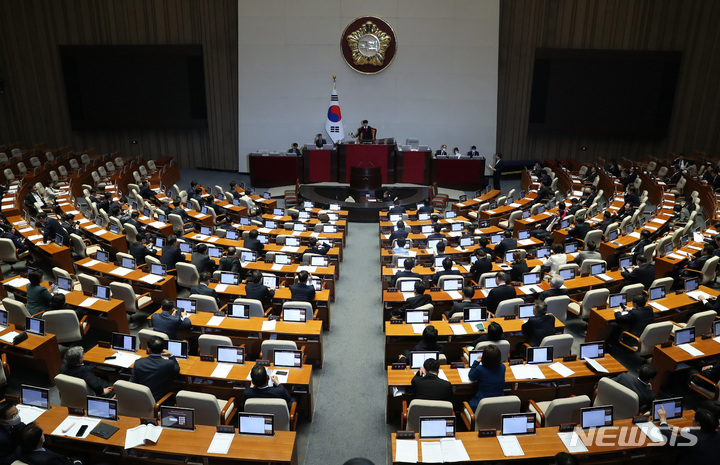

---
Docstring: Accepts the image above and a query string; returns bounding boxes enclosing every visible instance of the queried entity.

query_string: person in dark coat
[485,272,516,314]
[389,221,409,243]
[658,408,720,465]
[244,365,293,408]
[431,257,462,285]
[218,246,244,279]
[521,300,556,347]
[190,272,220,305]
[191,243,216,274]
[615,293,654,337]
[395,281,432,318]
[245,270,275,305]
[399,325,445,363]
[37,212,69,246]
[161,234,183,270]
[289,270,316,302]
[410,358,453,402]
[59,346,113,397]
[150,299,191,340]
[244,229,265,253]
[0,400,25,465]
[392,257,421,288]
[620,255,655,290]
[129,233,153,265]
[17,423,78,465]
[470,248,493,284]
[612,364,657,412]
[130,336,180,401]
[467,344,506,410]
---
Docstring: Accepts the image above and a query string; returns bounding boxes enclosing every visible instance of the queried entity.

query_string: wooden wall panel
[0,0,238,171]
[498,0,720,164]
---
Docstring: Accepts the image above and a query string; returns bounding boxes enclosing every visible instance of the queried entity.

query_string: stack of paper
[649,302,669,311]
[207,432,234,454]
[206,315,225,326]
[214,284,228,293]
[677,344,704,357]
[548,362,575,378]
[125,423,163,449]
[6,277,30,288]
[51,416,101,438]
[16,404,46,423]
[449,324,467,335]
[105,351,141,369]
[395,439,418,463]
[557,432,589,453]
[139,274,163,284]
[457,368,471,383]
[211,363,233,379]
[0,331,19,344]
[110,267,133,276]
[497,435,524,457]
[510,364,545,379]
[519,285,543,294]
[80,297,99,307]
[421,438,470,462]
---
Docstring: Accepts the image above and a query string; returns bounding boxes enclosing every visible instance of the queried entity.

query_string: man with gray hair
[59,346,113,397]
[539,275,569,301]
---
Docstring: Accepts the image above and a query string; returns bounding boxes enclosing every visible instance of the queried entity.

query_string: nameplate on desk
[473,285,482,290]
[268,315,280,321]
[478,429,497,437]
[216,425,235,433]
[504,315,517,320]
[68,407,85,416]
[563,355,577,362]
[701,333,712,340]
[660,341,672,348]
[391,363,407,370]
[448,318,461,324]
[256,359,270,366]
[200,355,215,362]
[558,423,577,432]
[632,415,649,424]
[213,311,225,317]
[387,288,398,293]
[430,287,440,292]
[509,358,523,366]
[396,431,415,439]
[450,362,465,369]
[140,417,158,426]
[390,319,403,325]
[98,341,111,348]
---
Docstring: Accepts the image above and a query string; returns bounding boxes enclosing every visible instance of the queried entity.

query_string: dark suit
[0,422,24,465]
[508,260,529,283]
[245,282,274,304]
[17,449,73,465]
[701,361,720,383]
[612,372,654,412]
[535,186,552,204]
[358,126,374,141]
[161,245,182,270]
[191,252,215,274]
[468,362,506,410]
[139,185,158,201]
[59,363,111,396]
[398,294,433,316]
[129,241,152,265]
[308,243,331,256]
[130,353,180,401]
[431,268,462,285]
[659,427,720,465]
[411,372,453,402]
[244,237,264,253]
[190,283,219,303]
[42,217,69,245]
[582,193,597,208]
[171,206,190,222]
[392,270,421,288]
[568,222,591,241]
[492,159,503,190]
[467,150,480,158]
[218,256,243,277]
[289,283,315,302]
[445,300,475,319]
[538,287,569,301]
[485,284,516,314]
[388,228,409,242]
[615,305,654,336]
[389,206,405,215]
[621,264,655,290]
[151,311,191,339]
[624,192,640,208]
[435,149,448,157]
[494,238,517,258]
[470,257,493,283]
[521,314,556,347]
[314,138,326,148]
[243,384,292,407]
[26,283,53,315]
[24,192,45,215]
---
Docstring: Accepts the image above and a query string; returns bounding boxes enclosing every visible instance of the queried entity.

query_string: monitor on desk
[96,249,109,264]
[157,213,166,223]
[684,277,699,293]
[228,303,249,319]
[21,385,49,409]
[273,349,303,368]
[581,406,613,429]
[238,215,248,224]
[225,230,239,241]
[459,237,473,247]
[445,211,457,219]
[151,263,167,277]
[111,332,136,352]
[504,251,515,263]
[537,206,545,215]
[155,237,165,248]
[217,193,224,201]
[619,255,633,270]
[131,201,138,211]
[95,217,104,227]
[93,285,111,301]
[265,220,277,229]
[389,214,402,223]
[258,234,269,245]
[310,256,329,267]
[293,223,305,232]
[482,276,498,289]
[274,254,292,265]
[241,251,257,263]
[526,346,553,364]
[441,277,463,292]
[405,310,430,325]
[626,224,633,236]
[0,308,7,328]
[463,307,487,323]
[675,326,695,345]
[490,234,503,244]
[579,341,605,359]
[664,243,673,256]
[25,317,44,336]
[298,212,309,221]
[536,247,550,259]
[410,351,440,370]
[87,396,118,421]
[451,223,463,232]
[53,233,64,247]
[608,293,626,309]
[565,242,578,254]
[434,256,449,268]
[176,298,197,314]
[216,345,245,364]
[160,406,195,431]
[329,203,340,211]
[501,413,536,436]
[398,280,415,292]
[418,213,430,221]
[238,413,274,437]
[518,230,530,241]
[328,213,339,221]
[518,303,535,319]
[522,272,541,285]
[607,229,619,242]
[208,247,221,259]
[560,219,570,230]
[521,210,530,220]
[285,236,300,247]
[200,226,212,236]
[262,275,279,289]
[163,340,188,359]
[649,285,665,301]
[418,416,456,439]
[714,320,720,338]
[590,262,606,275]
[559,268,576,280]
[234,199,242,207]
[421,225,433,234]
[143,207,151,217]
[282,307,307,323]
[323,225,338,234]
[303,201,314,209]
[310,277,323,291]
[652,397,683,421]
[459,195,467,202]
[200,206,208,215]
[219,272,239,285]
[179,242,192,254]
[681,235,689,247]
[57,276,73,292]
[121,257,136,270]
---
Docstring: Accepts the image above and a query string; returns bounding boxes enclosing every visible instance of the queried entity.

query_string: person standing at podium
[467,146,480,158]
[314,134,326,148]
[356,120,374,142]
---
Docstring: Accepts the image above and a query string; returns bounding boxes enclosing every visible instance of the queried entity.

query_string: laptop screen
[581,406,613,429]
[111,332,136,352]
[675,326,695,345]
[398,280,415,292]
[501,413,536,436]
[522,272,541,285]
[176,298,197,314]
[409,351,439,370]
[216,346,245,364]
[262,275,279,289]
[121,257,136,270]
[649,286,665,301]
[441,278,462,292]
[160,406,195,431]
[418,416,456,439]
[664,243,673,255]
[273,349,303,368]
[559,268,575,280]
[238,413,274,436]
[96,249,109,263]
[21,385,49,409]
[241,251,257,263]
[579,341,605,359]
[228,303,249,319]
[57,276,73,291]
[282,307,307,322]
[0,309,7,327]
[405,310,429,324]
[220,272,239,285]
[93,285,111,300]
[518,304,535,319]
[54,233,64,246]
[463,307,487,323]
[25,317,44,336]
[652,397,683,421]
[504,251,515,263]
[389,214,402,223]
[163,340,188,359]
[482,276,498,289]
[684,278,699,293]
[151,263,167,277]
[608,293,626,309]
[87,396,118,421]
[526,346,553,364]
[590,263,606,275]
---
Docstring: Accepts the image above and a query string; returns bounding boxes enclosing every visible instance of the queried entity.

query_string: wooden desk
[652,337,720,394]
[0,324,61,383]
[451,190,501,217]
[75,256,177,301]
[243,261,337,302]
[35,405,298,465]
[5,215,74,272]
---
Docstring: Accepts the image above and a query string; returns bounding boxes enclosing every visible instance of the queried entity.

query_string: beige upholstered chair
[54,373,93,408]
[593,377,639,420]
[113,380,172,418]
[462,395,521,430]
[244,398,298,431]
[176,390,236,426]
[401,399,454,432]
[528,395,591,426]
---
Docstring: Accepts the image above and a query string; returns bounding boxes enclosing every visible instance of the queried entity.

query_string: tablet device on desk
[208,247,221,259]
[21,385,49,409]
[154,237,165,248]
[468,350,483,364]
[581,406,613,429]
[478,220,489,228]
[160,406,195,431]
[649,285,666,301]
[273,349,303,368]
[25,317,44,336]
[121,257,136,270]
[522,272,541,286]
[398,280,415,292]
[262,275,279,289]
[421,225,433,234]
[433,256,448,268]
[163,340,188,359]
[150,263,167,277]
[241,251,257,263]
[565,242,578,254]
[0,309,7,328]
[405,310,429,325]
[310,277,323,291]
[176,298,197,314]
[238,412,274,436]
[482,276,498,289]
[664,243,673,256]
[93,285,111,301]
[200,206,208,215]
[684,277,699,293]
[96,249,110,264]
[608,293,626,309]
[619,256,633,269]
[409,351,440,370]
[87,396,118,421]
[652,397,683,421]
[265,220,277,229]
[441,277,462,292]
[200,226,212,235]
[490,234,503,244]
[501,413,536,436]
[418,416,456,439]
[54,233,64,246]
[418,213,430,221]
[504,251,515,263]
[112,332,137,352]
[225,230,239,241]
[285,236,300,247]
[310,256,329,267]
[579,341,605,359]
[274,254,291,265]
[714,320,720,338]
[282,307,307,323]
[179,242,192,254]
[535,247,550,259]
[227,303,249,319]
[526,346,553,364]
[157,214,166,223]
[219,272,239,285]
[143,207,151,218]
[293,223,305,232]
[216,345,245,364]
[57,276,73,292]
[518,303,535,319]
[273,208,283,216]
[607,230,619,242]
[459,237,473,247]
[590,262,606,275]
[463,307,487,323]
[675,326,695,345]
[561,219,570,230]
[323,225,337,234]
[445,211,457,219]
[303,201,313,209]
[459,195,467,202]
[559,268,576,280]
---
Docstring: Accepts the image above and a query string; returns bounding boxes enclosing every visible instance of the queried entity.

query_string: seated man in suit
[621,255,655,290]
[244,229,265,253]
[467,146,480,158]
[434,145,448,157]
[60,346,113,397]
[36,212,69,246]
[567,216,591,241]
[389,200,405,215]
[470,248,493,284]
[191,243,216,274]
[485,272,516,315]
[393,237,410,256]
[582,166,598,184]
[139,180,161,206]
[493,230,517,259]
[129,233,153,265]
[17,422,81,465]
[218,246,243,278]
[431,257,462,285]
[582,185,598,208]
[307,237,331,256]
[575,241,601,268]
[191,272,220,305]
[612,364,657,412]
[158,199,172,216]
[631,230,652,260]
[161,234,183,271]
[0,400,25,465]
[389,220,409,243]
[394,282,432,319]
[244,365,293,407]
[533,180,553,204]
[444,286,476,318]
[567,198,582,216]
[616,293,654,337]
[245,270,275,305]
[658,408,720,463]
[290,270,316,302]
[595,211,613,234]
[538,275,569,301]
[130,336,181,401]
[399,325,445,363]
[411,358,453,402]
[24,185,48,217]
[623,185,641,208]
[521,300,556,347]
[151,299,191,340]
[392,257,420,288]
[124,210,146,234]
[171,200,190,222]
[288,142,301,155]
[314,133,326,148]
[427,223,446,242]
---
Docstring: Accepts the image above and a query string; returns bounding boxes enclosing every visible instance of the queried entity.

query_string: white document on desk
[436,369,449,382]
[52,416,100,438]
[214,284,228,293]
[440,438,470,462]
[420,442,443,463]
[649,302,669,311]
[110,267,133,276]
[18,227,34,233]
[268,369,290,385]
[17,405,46,423]
[450,324,467,335]
[271,264,285,271]
[296,265,318,272]
[687,290,712,301]
[519,285,543,294]
[106,351,141,368]
[480,289,490,298]
[211,363,233,379]
[395,439,418,463]
[261,320,277,331]
[6,277,30,287]
[208,432,234,454]
[149,221,167,229]
[628,232,641,239]
[677,343,704,357]
[402,292,415,301]
[510,364,545,379]
[0,331,19,344]
[596,273,613,282]
[584,357,609,373]
[636,422,666,443]
[281,246,300,253]
[83,259,100,267]
[206,316,225,326]
[557,432,589,453]
[497,435,524,457]
[139,274,163,284]
[412,324,426,334]
[446,291,462,300]
[80,297,98,307]
[517,239,535,246]
[28,234,43,241]
[548,362,575,378]
[457,368,471,383]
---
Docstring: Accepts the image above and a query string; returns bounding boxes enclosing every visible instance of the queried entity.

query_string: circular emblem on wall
[341,16,397,74]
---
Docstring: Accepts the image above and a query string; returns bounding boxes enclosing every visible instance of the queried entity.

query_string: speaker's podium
[350,165,382,191]
[338,143,396,184]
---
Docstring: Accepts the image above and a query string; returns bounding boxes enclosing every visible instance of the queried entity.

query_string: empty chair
[176,262,200,288]
[76,273,100,295]
[260,340,300,361]
[672,310,717,336]
[538,334,573,358]
[2,298,32,326]
[544,296,570,323]
[176,390,236,426]
[498,211,522,230]
[54,374,93,408]
[528,395,591,426]
[567,288,609,320]
[494,298,524,318]
[110,282,153,328]
[593,377,639,420]
[0,238,30,273]
[69,234,101,259]
[619,321,674,357]
[461,395,522,430]
[232,298,270,318]
[16,162,27,176]
[245,398,298,431]
[649,277,673,295]
[618,283,645,304]
[69,158,80,171]
[113,380,172,418]
[80,153,91,165]
[684,256,719,285]
[43,310,88,345]
[190,294,220,313]
[198,334,233,357]
[401,399,454,432]
[138,329,169,350]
